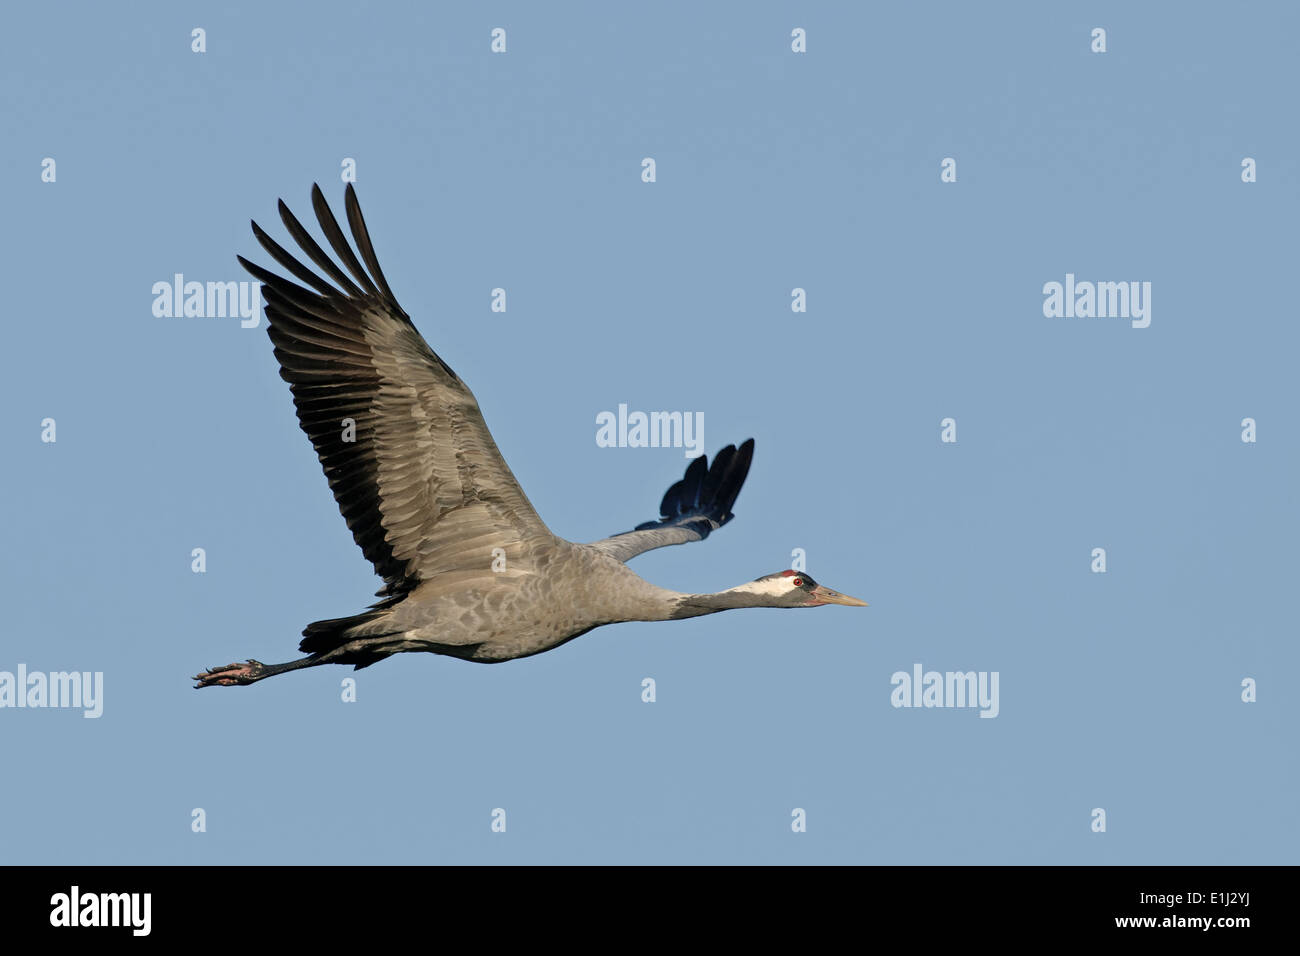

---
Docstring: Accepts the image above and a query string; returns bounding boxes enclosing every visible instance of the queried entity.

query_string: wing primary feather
[311,183,381,297]
[236,255,329,312]
[344,182,400,309]
[251,220,343,297]
[278,197,366,297]
[701,444,735,507]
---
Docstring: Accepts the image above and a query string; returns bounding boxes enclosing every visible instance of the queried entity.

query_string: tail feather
[299,607,394,655]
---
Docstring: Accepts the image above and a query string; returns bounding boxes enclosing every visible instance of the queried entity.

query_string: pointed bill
[810,585,868,607]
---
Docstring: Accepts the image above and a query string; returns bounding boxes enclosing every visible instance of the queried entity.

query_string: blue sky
[1,2,1295,864]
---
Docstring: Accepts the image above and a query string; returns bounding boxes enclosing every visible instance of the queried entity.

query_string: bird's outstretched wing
[588,439,755,563]
[238,183,554,599]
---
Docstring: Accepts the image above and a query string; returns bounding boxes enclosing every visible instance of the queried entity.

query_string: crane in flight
[194,185,866,688]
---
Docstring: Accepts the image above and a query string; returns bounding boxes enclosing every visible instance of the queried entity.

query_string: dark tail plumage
[298,606,393,656]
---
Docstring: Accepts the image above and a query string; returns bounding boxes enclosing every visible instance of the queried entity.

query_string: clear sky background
[2,2,1295,864]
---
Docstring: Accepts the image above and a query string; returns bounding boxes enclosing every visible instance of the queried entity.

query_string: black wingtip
[634,439,756,537]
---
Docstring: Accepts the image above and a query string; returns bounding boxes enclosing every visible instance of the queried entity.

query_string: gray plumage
[195,185,865,688]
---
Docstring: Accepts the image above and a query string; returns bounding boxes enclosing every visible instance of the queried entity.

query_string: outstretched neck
[663,582,779,620]
[601,562,784,622]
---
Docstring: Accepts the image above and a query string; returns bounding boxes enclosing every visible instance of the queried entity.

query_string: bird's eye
[792,577,803,586]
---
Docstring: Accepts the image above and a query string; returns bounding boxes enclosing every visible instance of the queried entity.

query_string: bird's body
[195,185,865,688]
[322,543,669,664]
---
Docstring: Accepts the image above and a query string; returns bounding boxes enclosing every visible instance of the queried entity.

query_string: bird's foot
[193,659,266,688]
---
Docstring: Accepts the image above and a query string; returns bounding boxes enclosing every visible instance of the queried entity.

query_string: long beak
[810,585,869,607]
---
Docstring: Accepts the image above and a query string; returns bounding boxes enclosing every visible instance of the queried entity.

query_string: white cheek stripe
[730,577,797,598]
